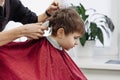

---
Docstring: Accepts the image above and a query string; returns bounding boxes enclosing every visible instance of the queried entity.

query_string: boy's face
[57,28,81,51]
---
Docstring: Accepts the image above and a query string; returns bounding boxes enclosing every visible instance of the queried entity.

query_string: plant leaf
[80,33,89,46]
[90,23,98,40]
[79,3,88,21]
[97,28,104,45]
[76,4,88,21]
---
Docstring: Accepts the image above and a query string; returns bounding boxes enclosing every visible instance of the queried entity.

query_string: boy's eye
[74,37,78,39]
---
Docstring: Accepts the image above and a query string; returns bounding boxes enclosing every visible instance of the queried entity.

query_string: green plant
[73,3,114,46]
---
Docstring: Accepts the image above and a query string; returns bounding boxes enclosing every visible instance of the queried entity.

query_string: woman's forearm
[0,27,22,46]
[0,23,48,46]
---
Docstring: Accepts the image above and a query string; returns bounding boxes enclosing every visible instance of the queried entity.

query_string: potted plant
[72,3,115,46]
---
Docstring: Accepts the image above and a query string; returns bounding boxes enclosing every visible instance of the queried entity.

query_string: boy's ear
[57,28,65,38]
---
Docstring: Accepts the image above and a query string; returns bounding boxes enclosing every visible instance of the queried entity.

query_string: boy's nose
[75,40,79,45]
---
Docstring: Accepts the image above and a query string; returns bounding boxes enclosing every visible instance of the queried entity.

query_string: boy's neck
[46,36,62,50]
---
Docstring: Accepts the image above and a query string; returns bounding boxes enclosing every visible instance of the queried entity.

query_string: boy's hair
[49,8,85,36]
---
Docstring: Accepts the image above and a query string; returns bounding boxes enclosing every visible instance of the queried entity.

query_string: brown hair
[49,8,85,36]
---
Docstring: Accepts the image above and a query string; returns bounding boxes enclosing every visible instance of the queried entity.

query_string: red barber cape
[0,37,87,80]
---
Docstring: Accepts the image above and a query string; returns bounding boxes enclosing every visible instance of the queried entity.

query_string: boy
[0,8,87,80]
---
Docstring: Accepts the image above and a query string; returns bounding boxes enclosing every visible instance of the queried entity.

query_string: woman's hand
[46,1,59,17]
[20,23,48,39]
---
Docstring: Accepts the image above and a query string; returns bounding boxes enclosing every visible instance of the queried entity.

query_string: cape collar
[46,36,62,50]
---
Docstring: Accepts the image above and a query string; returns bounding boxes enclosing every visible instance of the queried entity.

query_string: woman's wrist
[14,26,25,38]
[45,10,51,17]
